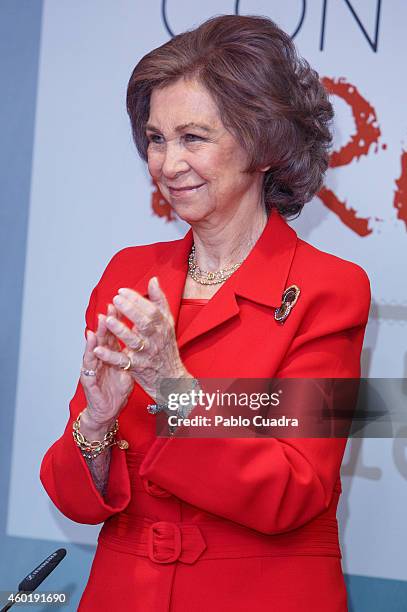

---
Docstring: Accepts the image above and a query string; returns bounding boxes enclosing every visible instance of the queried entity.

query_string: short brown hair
[126,14,333,218]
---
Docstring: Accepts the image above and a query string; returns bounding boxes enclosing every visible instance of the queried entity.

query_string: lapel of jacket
[129,228,192,326]
[131,209,298,350]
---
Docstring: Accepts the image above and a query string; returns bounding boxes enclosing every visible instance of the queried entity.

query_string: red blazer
[40,210,371,612]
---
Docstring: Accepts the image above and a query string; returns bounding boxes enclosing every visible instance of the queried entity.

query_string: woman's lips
[168,183,206,195]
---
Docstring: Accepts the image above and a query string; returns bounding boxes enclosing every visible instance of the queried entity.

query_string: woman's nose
[161,141,189,178]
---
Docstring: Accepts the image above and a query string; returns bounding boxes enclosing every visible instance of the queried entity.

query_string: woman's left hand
[93,276,188,401]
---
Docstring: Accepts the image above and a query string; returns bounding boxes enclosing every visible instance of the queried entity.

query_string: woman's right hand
[79,303,134,437]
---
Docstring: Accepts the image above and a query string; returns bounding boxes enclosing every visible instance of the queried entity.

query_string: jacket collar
[133,209,298,349]
[232,209,298,308]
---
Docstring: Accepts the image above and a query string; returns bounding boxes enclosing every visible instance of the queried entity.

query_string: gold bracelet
[72,410,129,460]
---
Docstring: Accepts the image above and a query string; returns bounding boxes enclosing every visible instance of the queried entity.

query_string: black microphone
[0,549,67,612]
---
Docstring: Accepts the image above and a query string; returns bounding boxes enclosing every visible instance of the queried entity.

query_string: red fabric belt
[98,514,341,565]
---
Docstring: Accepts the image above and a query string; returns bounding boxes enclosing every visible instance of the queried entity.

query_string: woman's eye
[183,133,203,142]
[146,133,204,145]
[147,134,164,144]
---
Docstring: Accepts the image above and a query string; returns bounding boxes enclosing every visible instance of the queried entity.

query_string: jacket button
[142,476,172,498]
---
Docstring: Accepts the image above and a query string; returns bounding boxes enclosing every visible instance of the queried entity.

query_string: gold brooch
[274,285,300,323]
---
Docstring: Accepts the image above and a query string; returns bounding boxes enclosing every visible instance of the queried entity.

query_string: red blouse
[176,298,209,339]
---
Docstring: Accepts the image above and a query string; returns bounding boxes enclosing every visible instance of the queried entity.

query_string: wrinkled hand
[80,303,134,428]
[93,276,189,401]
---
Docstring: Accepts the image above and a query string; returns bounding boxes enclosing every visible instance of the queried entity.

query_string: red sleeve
[139,267,371,534]
[39,283,131,525]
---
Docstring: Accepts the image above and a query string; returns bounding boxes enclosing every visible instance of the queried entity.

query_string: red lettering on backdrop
[151,179,176,222]
[322,77,381,165]
[317,185,372,237]
[394,150,407,230]
[319,77,382,236]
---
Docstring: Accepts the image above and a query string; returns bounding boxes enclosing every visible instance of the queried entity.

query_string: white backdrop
[7,0,407,581]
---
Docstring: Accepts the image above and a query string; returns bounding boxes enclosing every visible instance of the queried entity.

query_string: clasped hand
[80,276,188,428]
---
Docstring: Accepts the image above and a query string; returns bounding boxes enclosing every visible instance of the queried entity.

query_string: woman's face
[146,77,265,224]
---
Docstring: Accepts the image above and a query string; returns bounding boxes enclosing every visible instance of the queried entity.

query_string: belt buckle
[147,521,182,564]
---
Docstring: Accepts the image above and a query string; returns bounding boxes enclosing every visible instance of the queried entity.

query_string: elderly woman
[40,14,370,612]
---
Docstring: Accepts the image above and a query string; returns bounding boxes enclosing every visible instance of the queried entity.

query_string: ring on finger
[81,368,97,377]
[120,355,133,371]
[133,338,145,352]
